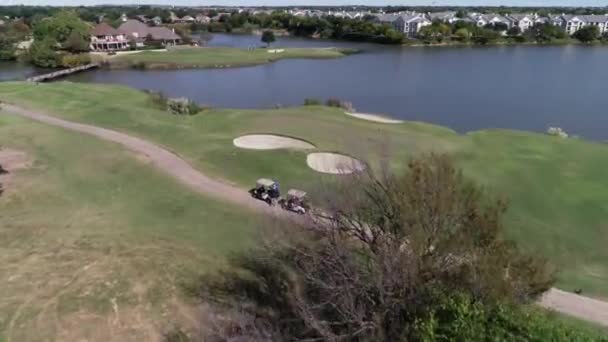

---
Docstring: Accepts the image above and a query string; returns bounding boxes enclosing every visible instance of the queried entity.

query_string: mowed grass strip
[1,81,608,299]
[108,46,350,69]
[0,112,259,341]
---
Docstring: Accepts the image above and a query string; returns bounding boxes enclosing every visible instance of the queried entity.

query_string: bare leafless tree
[199,153,555,341]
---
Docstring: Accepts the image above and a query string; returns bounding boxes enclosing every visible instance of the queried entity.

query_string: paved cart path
[3,104,608,328]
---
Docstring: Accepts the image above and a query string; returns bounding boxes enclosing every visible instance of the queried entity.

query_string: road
[3,103,608,328]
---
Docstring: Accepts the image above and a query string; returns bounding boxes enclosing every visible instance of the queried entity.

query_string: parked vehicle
[249,178,281,205]
[279,189,309,215]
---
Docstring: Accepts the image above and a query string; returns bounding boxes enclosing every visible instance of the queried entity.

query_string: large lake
[4,34,608,139]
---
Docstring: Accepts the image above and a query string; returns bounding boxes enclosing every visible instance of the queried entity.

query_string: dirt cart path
[3,104,608,328]
[2,104,270,213]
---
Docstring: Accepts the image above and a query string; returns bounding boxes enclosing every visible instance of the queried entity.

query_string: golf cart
[279,189,310,215]
[249,178,280,205]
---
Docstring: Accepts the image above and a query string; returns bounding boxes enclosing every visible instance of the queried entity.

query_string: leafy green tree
[29,37,59,67]
[472,28,501,44]
[507,26,521,36]
[0,36,17,61]
[32,11,89,47]
[527,23,567,43]
[261,30,276,47]
[454,28,471,42]
[419,22,451,42]
[573,25,600,42]
[63,30,89,53]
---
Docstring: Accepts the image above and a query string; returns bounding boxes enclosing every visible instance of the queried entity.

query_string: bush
[60,53,91,68]
[303,98,321,106]
[167,97,201,115]
[145,90,168,110]
[130,61,147,70]
[63,30,89,53]
[415,292,608,341]
[200,154,557,341]
[573,25,600,43]
[29,38,59,68]
[325,97,355,111]
[547,126,568,138]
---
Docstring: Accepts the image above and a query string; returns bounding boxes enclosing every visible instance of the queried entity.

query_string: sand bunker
[0,148,33,193]
[306,152,366,174]
[233,134,315,150]
[345,112,403,124]
[0,148,32,172]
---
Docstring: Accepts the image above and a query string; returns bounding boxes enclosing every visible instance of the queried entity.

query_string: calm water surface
[6,34,608,139]
[0,61,47,81]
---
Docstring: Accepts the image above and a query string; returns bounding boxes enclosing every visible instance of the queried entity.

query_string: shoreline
[100,46,356,70]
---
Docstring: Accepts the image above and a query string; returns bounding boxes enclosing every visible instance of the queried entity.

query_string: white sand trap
[345,112,404,124]
[0,148,32,171]
[233,134,315,150]
[307,152,366,174]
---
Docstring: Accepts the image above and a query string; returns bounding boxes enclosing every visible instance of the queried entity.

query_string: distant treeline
[3,5,608,24]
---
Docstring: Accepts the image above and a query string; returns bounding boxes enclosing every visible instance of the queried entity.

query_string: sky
[4,0,608,7]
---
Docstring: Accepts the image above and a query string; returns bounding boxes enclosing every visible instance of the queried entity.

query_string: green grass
[550,312,608,337]
[1,81,608,300]
[108,46,351,69]
[0,110,261,341]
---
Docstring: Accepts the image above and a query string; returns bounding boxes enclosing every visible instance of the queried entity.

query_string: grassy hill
[1,81,607,300]
[0,109,260,341]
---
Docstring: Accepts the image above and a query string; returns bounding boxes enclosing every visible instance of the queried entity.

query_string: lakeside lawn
[0,110,261,341]
[1,81,608,300]
[105,46,352,69]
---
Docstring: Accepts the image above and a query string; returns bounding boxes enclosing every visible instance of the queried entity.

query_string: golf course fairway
[1,80,607,301]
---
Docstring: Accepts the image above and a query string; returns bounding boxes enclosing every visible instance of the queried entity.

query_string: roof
[90,22,123,36]
[377,13,400,23]
[507,14,534,21]
[148,27,180,41]
[578,15,608,23]
[256,178,276,187]
[118,20,180,41]
[427,11,456,20]
[479,14,510,23]
[118,19,149,37]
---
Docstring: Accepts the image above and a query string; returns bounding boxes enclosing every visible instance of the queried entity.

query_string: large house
[377,13,431,37]
[90,21,181,51]
[506,14,535,32]
[426,11,460,24]
[118,20,181,47]
[90,23,129,51]
[560,15,608,35]
[395,14,432,37]
[469,14,512,28]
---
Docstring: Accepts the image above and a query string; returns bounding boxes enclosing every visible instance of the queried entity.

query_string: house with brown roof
[118,20,181,47]
[90,23,129,51]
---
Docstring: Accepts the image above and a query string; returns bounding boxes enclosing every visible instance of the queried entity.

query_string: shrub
[167,97,201,115]
[130,61,147,70]
[573,25,600,43]
[547,126,568,138]
[414,292,608,341]
[60,53,91,68]
[303,98,321,106]
[200,154,557,341]
[29,38,59,68]
[325,97,355,111]
[145,90,168,110]
[63,30,89,53]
